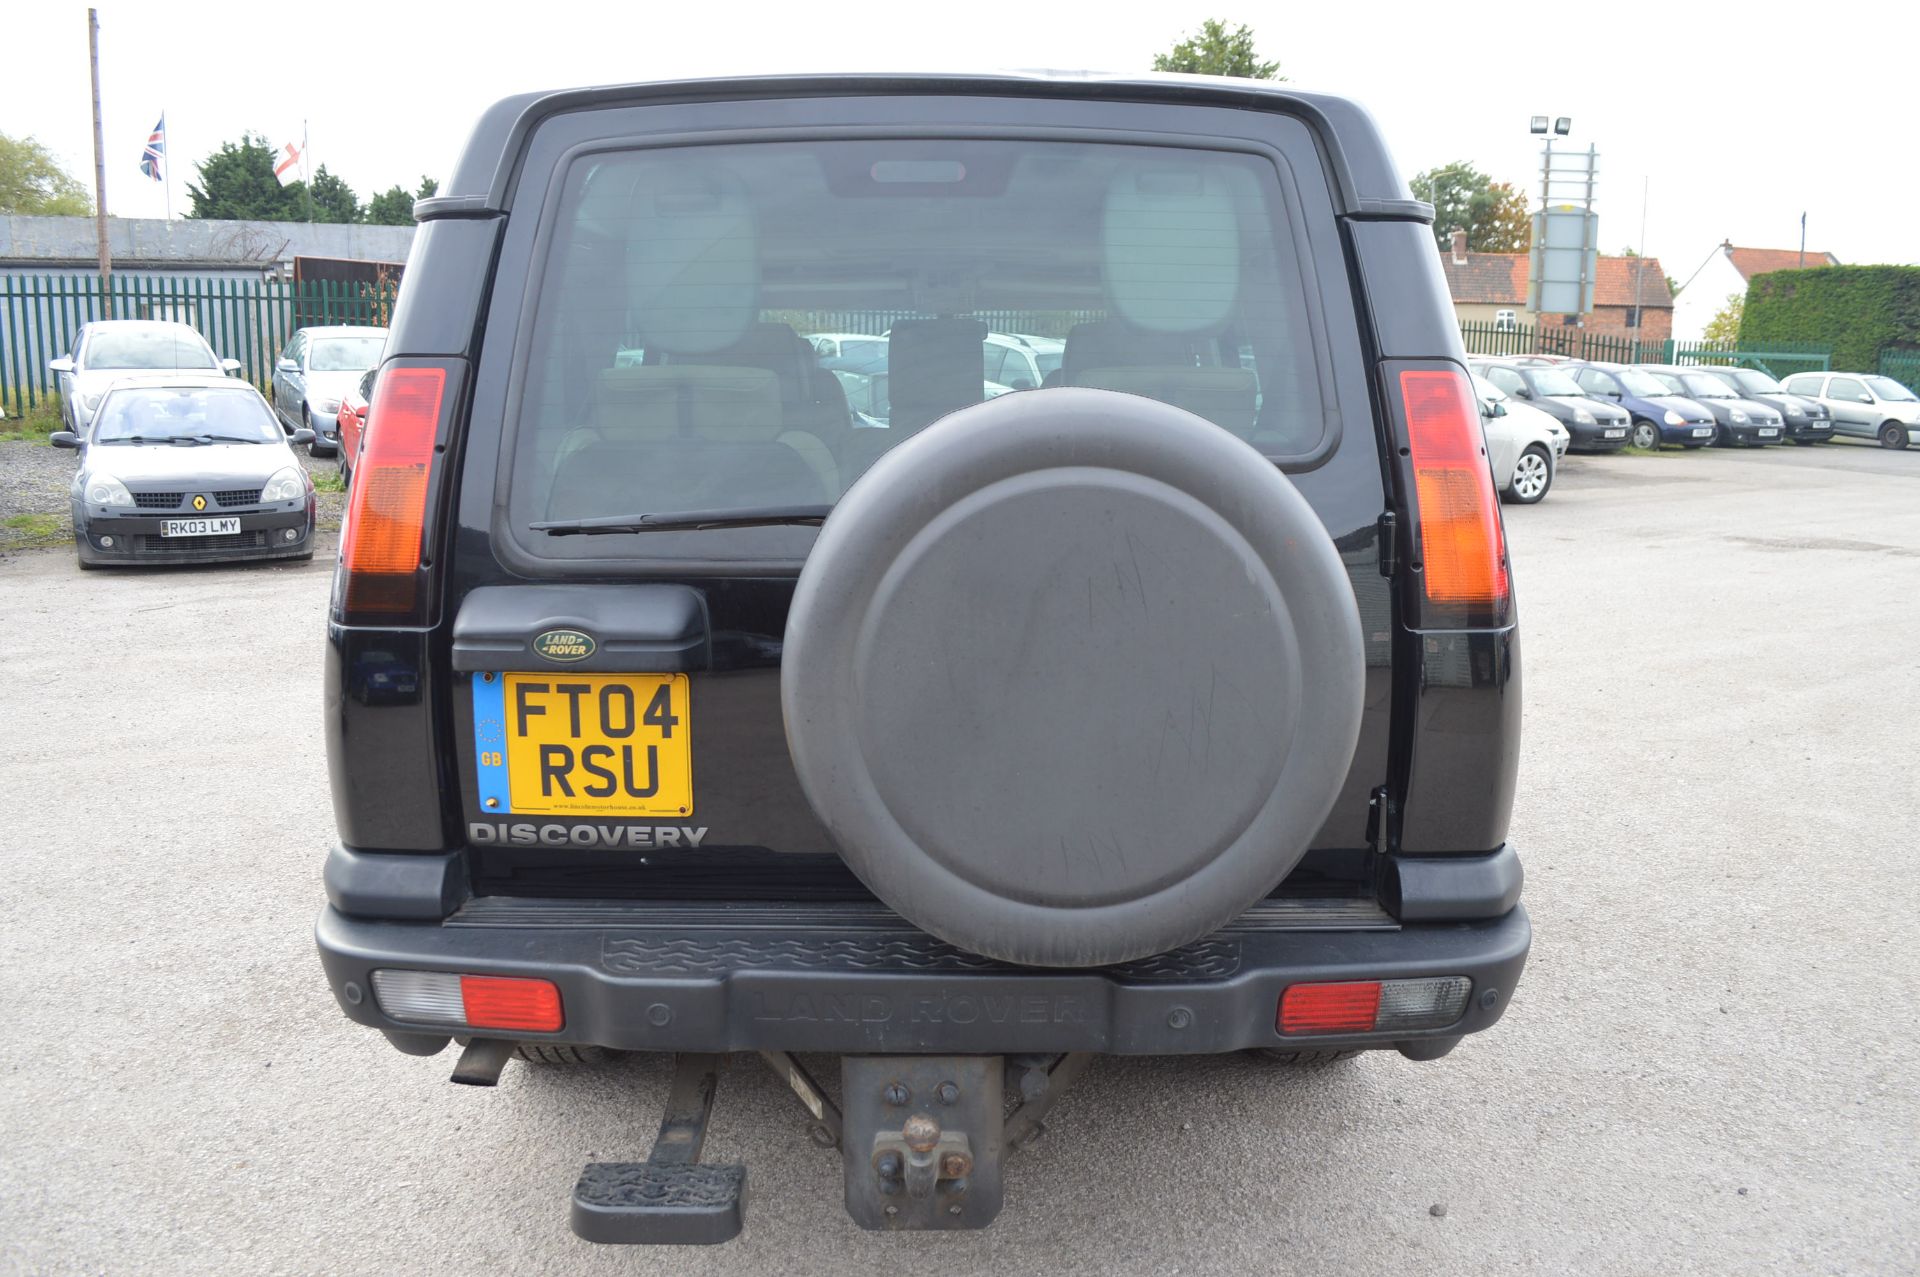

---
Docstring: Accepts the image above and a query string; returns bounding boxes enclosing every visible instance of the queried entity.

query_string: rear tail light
[338,363,449,624]
[1278,976,1471,1035]
[370,970,565,1033]
[1394,366,1510,628]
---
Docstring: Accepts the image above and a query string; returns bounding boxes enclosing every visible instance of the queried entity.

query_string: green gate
[1664,340,1831,378]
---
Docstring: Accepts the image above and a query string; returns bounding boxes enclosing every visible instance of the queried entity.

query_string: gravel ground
[0,441,346,554]
[0,442,78,522]
[0,442,1915,1275]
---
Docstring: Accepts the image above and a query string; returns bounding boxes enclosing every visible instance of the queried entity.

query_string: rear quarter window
[497,133,1338,565]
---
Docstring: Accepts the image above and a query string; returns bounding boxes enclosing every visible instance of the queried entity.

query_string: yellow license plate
[495,673,691,817]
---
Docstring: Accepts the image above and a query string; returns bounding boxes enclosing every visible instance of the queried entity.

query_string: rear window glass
[310,336,385,372]
[506,137,1328,556]
[85,327,217,371]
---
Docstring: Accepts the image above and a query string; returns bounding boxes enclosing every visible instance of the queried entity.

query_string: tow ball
[842,1055,1004,1230]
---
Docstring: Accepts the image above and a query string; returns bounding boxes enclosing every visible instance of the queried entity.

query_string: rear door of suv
[448,89,1391,902]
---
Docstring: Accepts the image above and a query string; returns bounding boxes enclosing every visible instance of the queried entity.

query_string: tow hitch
[562,1051,1092,1244]
[841,1055,1003,1230]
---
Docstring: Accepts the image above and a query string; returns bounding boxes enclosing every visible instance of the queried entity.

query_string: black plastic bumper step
[570,1162,745,1245]
[569,1052,746,1245]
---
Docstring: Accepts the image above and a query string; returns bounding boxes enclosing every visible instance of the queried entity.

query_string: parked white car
[48,320,240,434]
[271,325,387,456]
[1472,373,1566,504]
[1777,371,1920,449]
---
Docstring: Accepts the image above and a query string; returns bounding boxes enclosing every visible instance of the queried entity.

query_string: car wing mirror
[1490,400,1508,417]
[1858,393,1875,403]
[290,428,316,445]
[50,430,81,449]
[220,358,242,375]
[48,356,75,374]
[276,358,299,373]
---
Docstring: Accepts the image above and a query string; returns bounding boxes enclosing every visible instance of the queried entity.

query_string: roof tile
[1436,249,1672,309]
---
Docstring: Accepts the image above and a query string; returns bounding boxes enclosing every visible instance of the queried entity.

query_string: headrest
[1073,366,1260,439]
[592,159,759,356]
[1060,321,1193,383]
[592,366,783,442]
[888,318,986,431]
[672,322,813,402]
[1103,166,1241,334]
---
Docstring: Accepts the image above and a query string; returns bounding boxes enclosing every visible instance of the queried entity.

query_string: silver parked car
[47,320,240,434]
[271,325,387,455]
[1778,371,1920,449]
[51,375,317,568]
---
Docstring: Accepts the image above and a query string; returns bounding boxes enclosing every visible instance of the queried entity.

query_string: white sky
[6,0,1916,286]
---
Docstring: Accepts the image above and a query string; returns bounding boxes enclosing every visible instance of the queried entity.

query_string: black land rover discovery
[317,72,1529,1244]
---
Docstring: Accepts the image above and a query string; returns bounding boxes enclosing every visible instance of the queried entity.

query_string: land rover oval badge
[532,629,595,662]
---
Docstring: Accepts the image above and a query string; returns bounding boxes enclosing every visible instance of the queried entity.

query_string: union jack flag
[138,114,165,182]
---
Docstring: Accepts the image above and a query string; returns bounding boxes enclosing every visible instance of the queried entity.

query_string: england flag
[274,139,305,187]
[138,114,165,182]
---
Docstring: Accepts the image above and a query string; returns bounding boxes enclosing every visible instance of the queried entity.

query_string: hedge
[1740,265,1920,372]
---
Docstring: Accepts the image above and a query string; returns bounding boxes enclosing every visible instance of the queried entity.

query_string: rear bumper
[315,867,1531,1057]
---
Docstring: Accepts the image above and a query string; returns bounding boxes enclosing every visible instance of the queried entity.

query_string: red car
[335,368,376,484]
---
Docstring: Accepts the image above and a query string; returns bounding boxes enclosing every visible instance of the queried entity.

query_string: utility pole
[1634,177,1649,340]
[87,9,112,313]
[1798,212,1806,270]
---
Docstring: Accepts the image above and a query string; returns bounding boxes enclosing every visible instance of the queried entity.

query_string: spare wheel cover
[782,388,1364,967]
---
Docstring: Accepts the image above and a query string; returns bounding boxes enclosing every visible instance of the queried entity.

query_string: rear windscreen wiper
[531,504,831,536]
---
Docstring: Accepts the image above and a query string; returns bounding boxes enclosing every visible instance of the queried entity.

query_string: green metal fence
[1876,350,1920,392]
[1458,322,1832,377]
[1,274,401,416]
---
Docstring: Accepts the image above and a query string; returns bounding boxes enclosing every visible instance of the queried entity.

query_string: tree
[307,165,361,223]
[366,175,439,225]
[1152,20,1282,80]
[187,133,306,221]
[1478,182,1531,254]
[1410,163,1531,254]
[1703,293,1743,344]
[0,132,92,215]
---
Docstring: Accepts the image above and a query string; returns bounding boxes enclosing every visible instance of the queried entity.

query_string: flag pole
[87,9,113,310]
[163,111,173,221]
[304,119,313,223]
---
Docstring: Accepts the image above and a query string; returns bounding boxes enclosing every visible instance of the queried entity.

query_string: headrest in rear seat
[592,366,783,442]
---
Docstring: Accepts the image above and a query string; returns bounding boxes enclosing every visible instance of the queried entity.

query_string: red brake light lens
[459,975,564,1033]
[1279,981,1382,1034]
[339,364,446,622]
[1398,368,1510,625]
